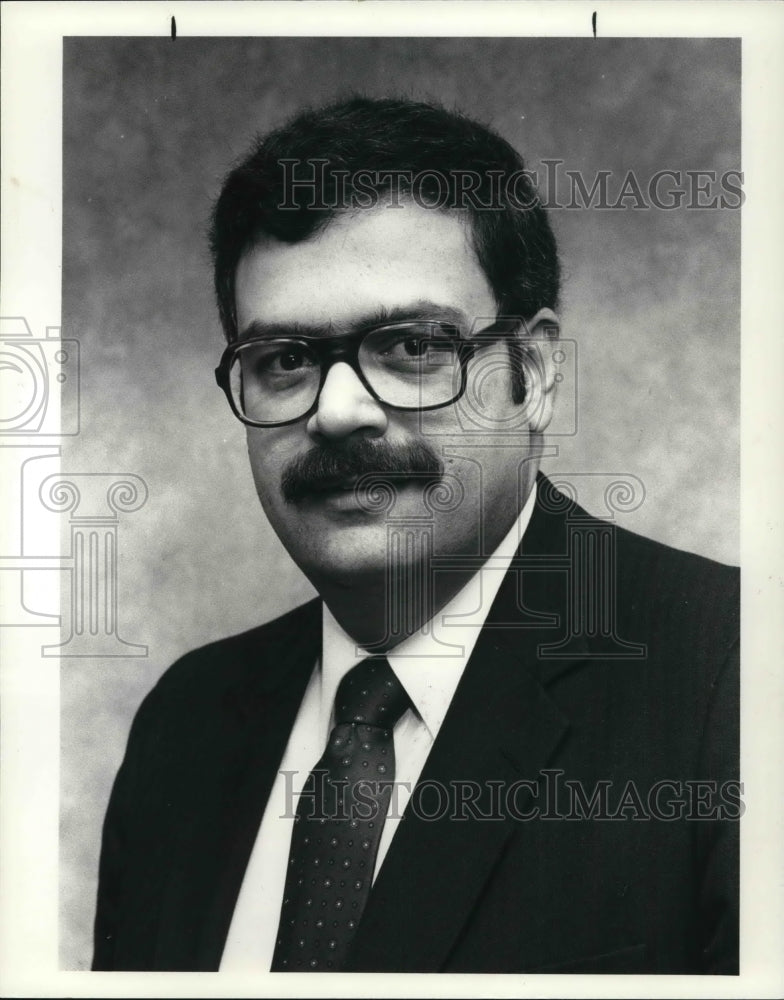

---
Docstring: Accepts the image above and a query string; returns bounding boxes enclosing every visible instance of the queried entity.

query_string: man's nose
[306,361,388,441]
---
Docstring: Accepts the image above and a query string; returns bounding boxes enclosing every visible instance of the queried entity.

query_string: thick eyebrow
[236,301,474,342]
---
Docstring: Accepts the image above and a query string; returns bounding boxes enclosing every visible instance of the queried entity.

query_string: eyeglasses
[215,319,514,427]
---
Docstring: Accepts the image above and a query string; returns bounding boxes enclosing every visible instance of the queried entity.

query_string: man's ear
[513,308,561,433]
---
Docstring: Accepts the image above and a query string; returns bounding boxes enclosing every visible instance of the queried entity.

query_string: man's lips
[306,476,361,495]
[299,474,430,502]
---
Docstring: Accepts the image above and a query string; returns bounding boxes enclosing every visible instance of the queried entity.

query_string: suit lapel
[345,628,571,971]
[346,479,593,971]
[153,602,322,970]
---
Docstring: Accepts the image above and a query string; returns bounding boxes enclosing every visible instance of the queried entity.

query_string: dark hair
[209,96,560,344]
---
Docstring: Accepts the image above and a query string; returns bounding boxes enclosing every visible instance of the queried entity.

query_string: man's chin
[299,545,395,586]
[286,518,434,584]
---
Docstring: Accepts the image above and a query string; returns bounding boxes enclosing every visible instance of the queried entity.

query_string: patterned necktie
[271,655,411,972]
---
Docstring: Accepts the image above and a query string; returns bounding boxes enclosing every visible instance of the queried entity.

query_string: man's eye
[253,347,317,375]
[402,338,427,357]
[380,336,430,361]
[276,349,308,371]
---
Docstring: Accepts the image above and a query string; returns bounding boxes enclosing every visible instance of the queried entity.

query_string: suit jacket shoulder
[612,518,739,631]
[522,479,739,688]
[92,598,321,971]
[142,598,322,713]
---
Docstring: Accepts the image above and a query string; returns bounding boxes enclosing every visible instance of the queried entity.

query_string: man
[93,97,739,974]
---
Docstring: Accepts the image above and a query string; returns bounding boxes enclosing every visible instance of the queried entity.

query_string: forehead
[234,203,497,333]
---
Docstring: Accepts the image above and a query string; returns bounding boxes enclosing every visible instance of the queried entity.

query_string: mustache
[281,439,444,505]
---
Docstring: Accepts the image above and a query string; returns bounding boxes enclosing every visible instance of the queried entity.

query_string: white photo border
[1,1,782,997]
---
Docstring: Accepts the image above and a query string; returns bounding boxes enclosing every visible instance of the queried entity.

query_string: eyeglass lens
[228,324,463,424]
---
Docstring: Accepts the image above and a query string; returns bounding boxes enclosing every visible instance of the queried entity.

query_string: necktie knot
[334,655,410,729]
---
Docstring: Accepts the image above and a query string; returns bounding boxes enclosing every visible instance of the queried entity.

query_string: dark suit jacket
[93,478,739,973]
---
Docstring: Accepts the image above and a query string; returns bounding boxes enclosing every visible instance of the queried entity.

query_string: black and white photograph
[1,2,782,996]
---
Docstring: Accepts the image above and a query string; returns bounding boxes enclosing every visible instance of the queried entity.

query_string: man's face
[234,202,549,589]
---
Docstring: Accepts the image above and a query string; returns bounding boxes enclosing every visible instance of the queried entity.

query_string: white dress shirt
[220,486,537,970]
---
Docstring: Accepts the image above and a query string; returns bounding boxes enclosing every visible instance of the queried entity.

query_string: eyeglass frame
[214,317,522,428]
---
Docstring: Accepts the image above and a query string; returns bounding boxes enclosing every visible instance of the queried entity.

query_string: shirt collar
[321,482,538,743]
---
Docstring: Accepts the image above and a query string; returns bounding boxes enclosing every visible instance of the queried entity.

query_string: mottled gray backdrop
[61,37,740,968]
